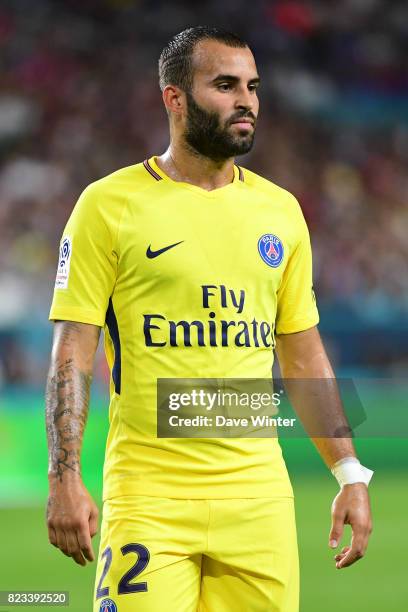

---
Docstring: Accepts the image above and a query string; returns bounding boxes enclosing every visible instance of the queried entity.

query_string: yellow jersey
[49,156,319,500]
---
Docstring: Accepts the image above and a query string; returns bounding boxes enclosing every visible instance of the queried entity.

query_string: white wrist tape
[331,457,374,488]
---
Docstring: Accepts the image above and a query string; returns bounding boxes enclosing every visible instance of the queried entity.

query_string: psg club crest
[99,598,117,612]
[258,234,284,268]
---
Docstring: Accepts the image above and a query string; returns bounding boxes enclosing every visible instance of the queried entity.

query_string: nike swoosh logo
[146,240,184,259]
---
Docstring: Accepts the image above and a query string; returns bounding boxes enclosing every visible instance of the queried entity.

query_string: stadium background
[0,0,407,610]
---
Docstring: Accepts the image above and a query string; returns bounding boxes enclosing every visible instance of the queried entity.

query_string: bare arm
[276,325,356,466]
[45,320,101,566]
[276,326,372,569]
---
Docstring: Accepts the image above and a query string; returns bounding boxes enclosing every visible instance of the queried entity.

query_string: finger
[77,525,95,562]
[329,511,345,548]
[337,545,367,568]
[334,546,350,561]
[65,530,86,566]
[56,529,70,557]
[337,530,368,568]
[75,532,89,565]
[48,525,58,547]
[89,507,99,538]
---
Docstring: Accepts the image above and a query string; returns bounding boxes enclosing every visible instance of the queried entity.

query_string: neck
[156,137,235,191]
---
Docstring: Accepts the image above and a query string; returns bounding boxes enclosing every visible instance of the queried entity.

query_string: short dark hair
[158,26,248,93]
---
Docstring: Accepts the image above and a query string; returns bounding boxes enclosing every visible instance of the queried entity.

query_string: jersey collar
[144,156,244,198]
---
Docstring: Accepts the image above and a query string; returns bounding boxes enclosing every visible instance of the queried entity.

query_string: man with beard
[46,27,373,612]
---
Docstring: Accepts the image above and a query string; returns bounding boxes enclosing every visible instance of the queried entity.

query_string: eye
[248,84,259,92]
[218,83,232,91]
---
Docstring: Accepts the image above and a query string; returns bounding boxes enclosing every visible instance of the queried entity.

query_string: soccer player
[45,27,373,612]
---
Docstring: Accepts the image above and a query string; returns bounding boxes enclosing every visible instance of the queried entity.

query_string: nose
[234,85,254,112]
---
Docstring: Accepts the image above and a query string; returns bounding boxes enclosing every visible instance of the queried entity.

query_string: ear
[162,85,184,116]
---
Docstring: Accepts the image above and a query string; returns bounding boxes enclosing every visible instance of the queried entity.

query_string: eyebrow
[211,74,260,85]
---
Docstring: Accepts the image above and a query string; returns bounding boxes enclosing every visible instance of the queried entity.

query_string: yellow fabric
[49,156,319,500]
[93,495,299,612]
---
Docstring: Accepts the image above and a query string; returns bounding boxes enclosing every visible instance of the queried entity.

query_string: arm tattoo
[45,322,100,482]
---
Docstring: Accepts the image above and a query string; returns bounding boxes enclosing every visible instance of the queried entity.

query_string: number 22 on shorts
[96,543,150,599]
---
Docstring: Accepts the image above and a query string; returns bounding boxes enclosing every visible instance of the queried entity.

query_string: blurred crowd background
[0,0,407,389]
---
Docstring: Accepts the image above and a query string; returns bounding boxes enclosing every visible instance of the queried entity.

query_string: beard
[184,91,256,161]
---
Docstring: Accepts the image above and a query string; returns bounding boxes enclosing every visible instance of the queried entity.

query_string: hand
[46,477,99,566]
[328,482,373,569]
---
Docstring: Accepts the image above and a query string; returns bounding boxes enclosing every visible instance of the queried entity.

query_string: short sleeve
[275,200,319,335]
[49,183,118,326]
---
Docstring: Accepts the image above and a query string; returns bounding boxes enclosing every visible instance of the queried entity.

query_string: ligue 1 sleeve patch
[55,236,72,289]
[258,234,284,267]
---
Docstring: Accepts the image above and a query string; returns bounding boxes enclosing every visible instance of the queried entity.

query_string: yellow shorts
[93,495,299,612]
